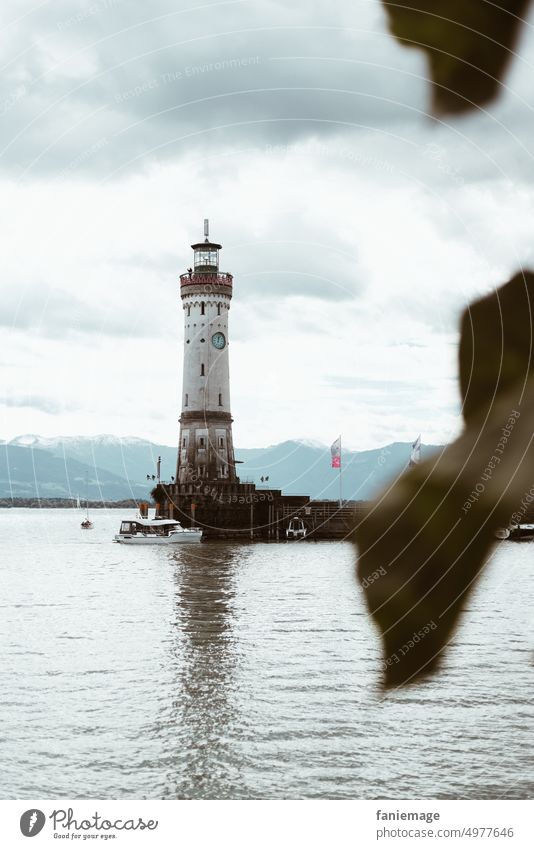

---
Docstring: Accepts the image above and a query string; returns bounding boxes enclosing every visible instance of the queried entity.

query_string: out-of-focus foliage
[459,273,534,423]
[382,0,531,113]
[354,272,534,686]
[356,4,534,687]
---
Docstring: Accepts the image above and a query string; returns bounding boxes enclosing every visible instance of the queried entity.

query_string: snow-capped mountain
[0,435,442,501]
[4,434,177,483]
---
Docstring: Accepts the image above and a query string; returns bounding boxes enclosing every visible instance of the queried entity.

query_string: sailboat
[80,474,93,529]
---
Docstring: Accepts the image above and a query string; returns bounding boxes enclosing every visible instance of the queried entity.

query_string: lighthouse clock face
[212,332,226,350]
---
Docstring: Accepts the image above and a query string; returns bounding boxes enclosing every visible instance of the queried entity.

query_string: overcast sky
[2,0,534,449]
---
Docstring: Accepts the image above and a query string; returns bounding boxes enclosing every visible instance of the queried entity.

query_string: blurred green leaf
[354,272,534,686]
[383,0,531,113]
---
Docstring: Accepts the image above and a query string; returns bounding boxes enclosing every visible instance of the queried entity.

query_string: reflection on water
[0,510,533,799]
[164,545,246,798]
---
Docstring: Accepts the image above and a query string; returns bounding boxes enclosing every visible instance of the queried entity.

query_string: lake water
[1,508,533,799]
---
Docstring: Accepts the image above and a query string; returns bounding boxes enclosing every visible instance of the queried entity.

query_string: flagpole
[330,435,342,506]
[339,435,342,508]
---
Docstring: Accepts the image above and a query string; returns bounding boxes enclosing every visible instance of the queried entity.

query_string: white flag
[409,434,421,467]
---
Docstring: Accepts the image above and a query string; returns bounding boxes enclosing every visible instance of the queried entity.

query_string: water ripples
[0,509,533,798]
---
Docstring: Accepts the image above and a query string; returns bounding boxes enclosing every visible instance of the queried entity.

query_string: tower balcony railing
[180,271,233,290]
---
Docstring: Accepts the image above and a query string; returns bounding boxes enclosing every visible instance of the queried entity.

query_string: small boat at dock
[286,516,307,540]
[114,517,202,544]
[507,523,534,541]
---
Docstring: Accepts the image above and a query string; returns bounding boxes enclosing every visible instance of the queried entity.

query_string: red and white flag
[331,436,341,468]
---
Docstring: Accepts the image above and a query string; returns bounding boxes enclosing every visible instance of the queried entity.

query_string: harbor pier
[155,481,366,540]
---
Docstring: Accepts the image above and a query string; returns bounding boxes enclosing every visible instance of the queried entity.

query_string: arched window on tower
[185,394,188,406]
[218,393,222,406]
[217,304,221,315]
[200,302,205,315]
[187,305,190,317]
[201,363,205,376]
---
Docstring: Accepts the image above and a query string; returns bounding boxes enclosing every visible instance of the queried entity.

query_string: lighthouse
[160,221,343,540]
[176,220,238,485]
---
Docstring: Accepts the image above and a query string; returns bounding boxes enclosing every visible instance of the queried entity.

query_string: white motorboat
[286,516,307,540]
[114,517,203,544]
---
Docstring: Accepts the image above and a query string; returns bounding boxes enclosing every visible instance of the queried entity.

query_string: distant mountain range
[0,434,442,501]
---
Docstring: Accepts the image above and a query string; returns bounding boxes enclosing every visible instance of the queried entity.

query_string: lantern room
[191,218,222,272]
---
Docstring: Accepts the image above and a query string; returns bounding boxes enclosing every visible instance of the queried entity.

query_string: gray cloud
[0,0,430,178]
[2,0,533,194]
[0,394,77,414]
[0,282,173,339]
[1,0,534,447]
[325,375,432,390]
[229,237,364,301]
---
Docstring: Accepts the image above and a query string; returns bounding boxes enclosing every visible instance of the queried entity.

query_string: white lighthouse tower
[176,220,238,485]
